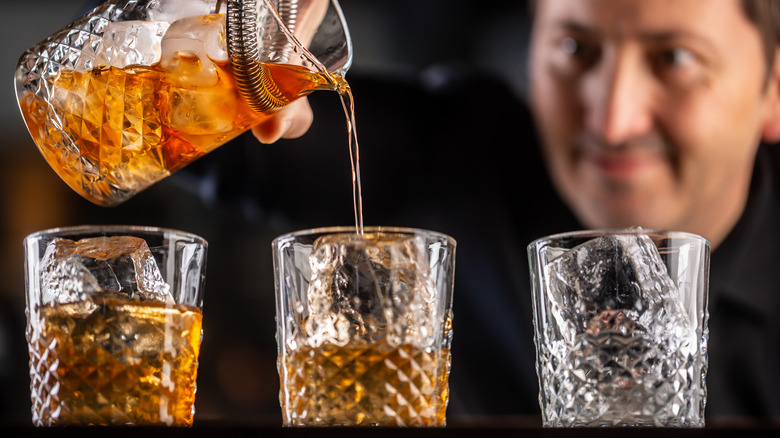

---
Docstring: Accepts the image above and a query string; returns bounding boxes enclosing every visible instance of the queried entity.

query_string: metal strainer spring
[225,0,297,113]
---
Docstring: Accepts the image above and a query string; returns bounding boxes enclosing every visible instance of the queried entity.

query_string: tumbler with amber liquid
[273,227,457,426]
[24,225,208,426]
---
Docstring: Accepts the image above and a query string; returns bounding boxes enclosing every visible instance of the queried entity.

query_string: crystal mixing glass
[14,0,352,206]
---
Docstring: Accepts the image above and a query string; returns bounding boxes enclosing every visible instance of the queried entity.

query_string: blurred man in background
[523,0,780,418]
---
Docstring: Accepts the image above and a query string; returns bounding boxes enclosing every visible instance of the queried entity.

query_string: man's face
[529,0,778,235]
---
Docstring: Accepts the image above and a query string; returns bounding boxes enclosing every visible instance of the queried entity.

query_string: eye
[550,35,601,76]
[561,36,580,55]
[560,36,600,65]
[656,47,696,68]
[651,47,703,86]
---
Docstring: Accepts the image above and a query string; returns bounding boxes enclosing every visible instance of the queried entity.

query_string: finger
[251,98,314,144]
[280,98,314,139]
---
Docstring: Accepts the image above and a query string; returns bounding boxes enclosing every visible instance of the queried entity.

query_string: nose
[582,49,654,146]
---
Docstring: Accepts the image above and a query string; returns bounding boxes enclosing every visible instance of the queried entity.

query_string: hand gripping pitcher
[14,0,352,206]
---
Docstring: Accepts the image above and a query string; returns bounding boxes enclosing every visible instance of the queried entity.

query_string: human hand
[250,97,314,144]
[249,0,328,144]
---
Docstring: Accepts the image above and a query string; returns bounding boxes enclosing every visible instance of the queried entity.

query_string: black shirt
[706,144,780,418]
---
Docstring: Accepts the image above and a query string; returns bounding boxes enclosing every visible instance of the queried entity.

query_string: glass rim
[528,228,710,250]
[24,224,207,246]
[272,225,456,246]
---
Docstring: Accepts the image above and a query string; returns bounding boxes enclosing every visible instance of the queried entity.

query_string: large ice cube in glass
[79,20,170,70]
[304,232,437,347]
[147,0,216,23]
[160,14,227,88]
[167,85,238,135]
[161,14,234,134]
[529,229,709,426]
[544,233,691,344]
[40,236,173,305]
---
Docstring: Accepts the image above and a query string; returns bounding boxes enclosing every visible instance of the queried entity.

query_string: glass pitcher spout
[14,0,352,207]
[227,0,352,113]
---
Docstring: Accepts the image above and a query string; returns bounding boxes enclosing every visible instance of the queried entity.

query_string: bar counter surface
[2,416,779,437]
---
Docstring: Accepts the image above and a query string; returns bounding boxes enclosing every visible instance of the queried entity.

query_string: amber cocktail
[24,226,208,426]
[273,227,456,426]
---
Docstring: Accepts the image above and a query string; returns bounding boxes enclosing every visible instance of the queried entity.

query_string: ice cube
[79,20,170,70]
[40,236,173,305]
[160,14,227,88]
[147,0,217,23]
[544,233,691,344]
[167,85,237,134]
[303,232,437,346]
[541,233,703,422]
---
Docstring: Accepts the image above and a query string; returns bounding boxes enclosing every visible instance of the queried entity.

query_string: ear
[761,48,780,143]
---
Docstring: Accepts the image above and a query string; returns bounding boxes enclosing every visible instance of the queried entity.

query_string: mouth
[583,151,665,181]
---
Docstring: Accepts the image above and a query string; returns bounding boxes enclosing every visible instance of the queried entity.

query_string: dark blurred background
[0,0,530,424]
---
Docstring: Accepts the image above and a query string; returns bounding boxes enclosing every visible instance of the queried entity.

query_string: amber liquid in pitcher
[19,52,344,206]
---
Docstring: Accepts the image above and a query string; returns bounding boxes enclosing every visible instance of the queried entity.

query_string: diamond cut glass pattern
[24,226,207,426]
[273,227,456,426]
[528,230,709,427]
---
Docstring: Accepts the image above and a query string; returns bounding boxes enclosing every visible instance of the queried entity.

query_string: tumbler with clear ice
[528,229,710,427]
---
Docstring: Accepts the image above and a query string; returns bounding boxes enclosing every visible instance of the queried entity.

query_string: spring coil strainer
[223,0,351,114]
[223,0,295,113]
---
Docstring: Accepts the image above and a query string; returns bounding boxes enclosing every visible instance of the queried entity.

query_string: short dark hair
[529,0,780,73]
[740,0,780,76]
